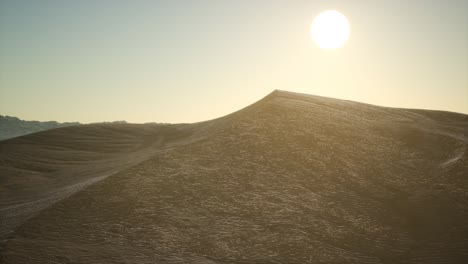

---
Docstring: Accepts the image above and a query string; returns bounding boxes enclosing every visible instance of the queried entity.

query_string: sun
[311,10,350,50]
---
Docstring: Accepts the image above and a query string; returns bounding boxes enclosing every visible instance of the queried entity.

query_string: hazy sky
[1,0,467,123]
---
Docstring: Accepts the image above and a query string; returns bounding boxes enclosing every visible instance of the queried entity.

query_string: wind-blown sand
[1,90,467,263]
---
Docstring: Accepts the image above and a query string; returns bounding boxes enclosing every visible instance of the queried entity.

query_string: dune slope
[1,90,467,263]
[0,123,195,238]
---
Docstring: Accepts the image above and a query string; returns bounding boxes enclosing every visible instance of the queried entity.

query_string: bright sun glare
[311,10,350,50]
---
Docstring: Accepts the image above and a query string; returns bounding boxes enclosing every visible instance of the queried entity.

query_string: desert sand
[1,90,467,263]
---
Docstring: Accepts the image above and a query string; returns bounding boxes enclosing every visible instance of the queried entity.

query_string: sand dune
[0,123,196,239]
[1,90,467,263]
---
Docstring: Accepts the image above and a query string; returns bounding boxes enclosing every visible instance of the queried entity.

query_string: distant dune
[0,115,81,141]
[1,90,467,263]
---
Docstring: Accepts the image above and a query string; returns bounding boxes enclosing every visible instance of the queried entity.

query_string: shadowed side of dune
[0,123,197,239]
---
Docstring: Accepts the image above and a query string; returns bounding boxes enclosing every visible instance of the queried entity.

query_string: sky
[0,0,467,123]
